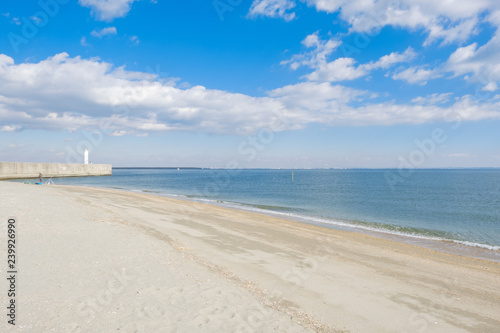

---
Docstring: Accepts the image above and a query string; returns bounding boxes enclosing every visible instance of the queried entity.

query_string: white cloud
[444,153,471,157]
[1,125,21,132]
[445,38,500,91]
[269,81,366,112]
[129,35,140,45]
[91,26,117,38]
[30,16,43,24]
[448,43,478,65]
[305,57,367,82]
[283,34,416,82]
[250,0,500,46]
[271,83,500,125]
[79,0,138,21]
[248,0,296,21]
[363,48,416,71]
[411,93,453,105]
[281,32,341,70]
[80,37,90,47]
[0,53,292,135]
[110,130,129,136]
[392,67,441,85]
[425,17,480,46]
[0,54,15,67]
[1,53,500,137]
[306,0,496,41]
[283,32,362,82]
[482,82,498,92]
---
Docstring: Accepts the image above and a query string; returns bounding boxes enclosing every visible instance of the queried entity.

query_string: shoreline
[17,178,499,263]
[2,181,500,331]
[203,199,500,263]
[7,177,500,263]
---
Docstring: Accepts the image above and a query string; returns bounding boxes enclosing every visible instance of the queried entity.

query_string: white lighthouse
[84,149,89,165]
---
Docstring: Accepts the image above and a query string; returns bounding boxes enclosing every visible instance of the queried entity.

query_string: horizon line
[112,167,500,170]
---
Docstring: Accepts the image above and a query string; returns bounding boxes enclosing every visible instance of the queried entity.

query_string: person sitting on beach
[39,173,43,184]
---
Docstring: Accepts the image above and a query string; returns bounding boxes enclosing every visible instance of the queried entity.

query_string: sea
[15,168,500,261]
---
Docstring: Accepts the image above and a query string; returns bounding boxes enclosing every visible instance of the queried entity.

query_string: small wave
[167,193,188,198]
[239,203,300,212]
[451,240,500,251]
[227,205,500,252]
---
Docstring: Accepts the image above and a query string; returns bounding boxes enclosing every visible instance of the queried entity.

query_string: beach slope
[1,181,499,332]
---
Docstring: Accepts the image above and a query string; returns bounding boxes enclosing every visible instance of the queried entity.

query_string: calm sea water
[16,168,500,258]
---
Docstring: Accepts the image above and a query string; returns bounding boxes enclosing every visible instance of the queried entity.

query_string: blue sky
[1,0,499,168]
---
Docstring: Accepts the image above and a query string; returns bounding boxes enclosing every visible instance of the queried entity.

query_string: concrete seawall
[0,162,112,180]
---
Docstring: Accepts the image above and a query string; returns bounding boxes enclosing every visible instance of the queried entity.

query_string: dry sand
[0,181,499,332]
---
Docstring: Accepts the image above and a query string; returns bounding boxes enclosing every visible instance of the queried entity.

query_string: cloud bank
[1,53,500,136]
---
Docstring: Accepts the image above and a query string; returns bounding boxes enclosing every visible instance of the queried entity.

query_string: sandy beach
[1,181,499,332]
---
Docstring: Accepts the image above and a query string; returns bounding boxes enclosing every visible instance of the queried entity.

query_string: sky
[0,0,499,168]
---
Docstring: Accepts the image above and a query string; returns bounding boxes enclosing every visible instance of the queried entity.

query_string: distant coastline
[113,167,204,170]
[111,166,500,170]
